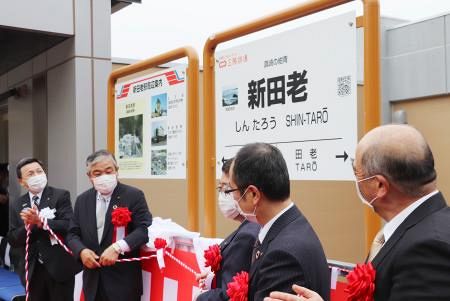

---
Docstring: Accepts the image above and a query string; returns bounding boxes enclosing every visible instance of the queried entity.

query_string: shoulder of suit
[239,221,261,235]
[76,187,96,200]
[117,182,144,195]
[404,207,450,242]
[47,186,70,195]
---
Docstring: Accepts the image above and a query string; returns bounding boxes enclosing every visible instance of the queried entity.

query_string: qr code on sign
[337,75,351,97]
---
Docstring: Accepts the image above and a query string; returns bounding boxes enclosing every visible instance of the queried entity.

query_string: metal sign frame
[107,47,200,231]
[202,0,380,251]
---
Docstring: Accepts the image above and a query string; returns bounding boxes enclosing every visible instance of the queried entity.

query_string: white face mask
[355,175,378,208]
[236,188,258,223]
[27,174,47,193]
[92,174,117,195]
[218,192,241,219]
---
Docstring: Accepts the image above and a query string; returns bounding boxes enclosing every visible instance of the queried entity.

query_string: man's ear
[247,185,261,206]
[375,175,389,199]
[18,178,26,189]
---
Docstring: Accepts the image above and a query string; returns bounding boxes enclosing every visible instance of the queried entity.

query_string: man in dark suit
[196,159,260,301]
[67,150,152,301]
[355,124,450,300]
[265,124,450,301]
[227,143,329,301]
[8,157,80,301]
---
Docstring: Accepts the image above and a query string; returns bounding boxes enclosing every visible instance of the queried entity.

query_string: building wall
[385,14,450,203]
[392,96,450,203]
[0,0,112,202]
[0,0,73,35]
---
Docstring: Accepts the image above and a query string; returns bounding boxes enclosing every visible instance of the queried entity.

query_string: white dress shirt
[96,192,130,253]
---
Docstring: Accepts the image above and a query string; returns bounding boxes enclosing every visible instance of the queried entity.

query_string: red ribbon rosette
[154,238,167,249]
[345,262,376,301]
[226,271,249,301]
[111,207,132,227]
[204,244,222,289]
[111,207,131,243]
[204,244,222,273]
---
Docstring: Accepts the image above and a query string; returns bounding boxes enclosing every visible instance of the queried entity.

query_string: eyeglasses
[216,181,230,193]
[223,186,240,195]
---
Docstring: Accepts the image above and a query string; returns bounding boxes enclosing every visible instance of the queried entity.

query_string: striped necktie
[32,195,39,209]
[368,229,385,261]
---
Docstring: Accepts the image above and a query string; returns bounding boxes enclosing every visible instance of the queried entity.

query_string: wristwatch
[112,242,122,255]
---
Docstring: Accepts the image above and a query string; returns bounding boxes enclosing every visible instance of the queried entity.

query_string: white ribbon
[39,207,57,245]
[116,226,125,241]
[156,248,165,270]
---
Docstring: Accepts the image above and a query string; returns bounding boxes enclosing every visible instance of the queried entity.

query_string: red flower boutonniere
[111,207,132,227]
[227,271,249,301]
[204,244,222,273]
[345,262,376,301]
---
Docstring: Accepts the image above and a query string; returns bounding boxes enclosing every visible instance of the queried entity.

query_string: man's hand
[195,271,209,290]
[80,248,101,269]
[99,244,120,266]
[20,208,42,228]
[264,285,324,301]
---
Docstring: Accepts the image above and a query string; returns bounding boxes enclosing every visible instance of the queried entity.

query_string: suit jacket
[67,182,152,301]
[372,192,450,301]
[197,220,260,301]
[7,186,81,286]
[248,205,330,301]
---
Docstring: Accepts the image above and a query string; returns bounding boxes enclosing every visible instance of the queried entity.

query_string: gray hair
[86,150,118,174]
[361,142,436,197]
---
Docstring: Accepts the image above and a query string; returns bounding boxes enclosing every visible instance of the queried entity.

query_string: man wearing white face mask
[196,158,260,301]
[67,149,152,301]
[229,143,330,301]
[8,157,80,300]
[265,124,450,301]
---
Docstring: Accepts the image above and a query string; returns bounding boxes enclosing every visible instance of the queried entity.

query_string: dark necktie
[32,195,39,209]
[251,239,261,264]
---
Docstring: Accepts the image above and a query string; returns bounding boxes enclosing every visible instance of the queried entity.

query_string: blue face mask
[355,175,378,208]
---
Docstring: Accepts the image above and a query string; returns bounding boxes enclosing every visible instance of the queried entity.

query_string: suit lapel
[100,183,122,244]
[38,186,51,210]
[372,192,446,267]
[86,188,99,246]
[250,205,300,279]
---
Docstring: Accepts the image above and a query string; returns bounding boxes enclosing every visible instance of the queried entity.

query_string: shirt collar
[28,190,43,201]
[97,191,113,202]
[383,190,439,242]
[258,202,294,243]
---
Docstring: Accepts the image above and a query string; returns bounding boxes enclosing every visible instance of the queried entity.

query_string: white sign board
[215,11,357,181]
[115,67,187,179]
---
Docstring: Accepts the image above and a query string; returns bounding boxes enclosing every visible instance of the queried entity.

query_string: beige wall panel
[392,96,450,202]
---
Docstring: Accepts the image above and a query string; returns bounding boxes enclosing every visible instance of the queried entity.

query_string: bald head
[356,124,436,197]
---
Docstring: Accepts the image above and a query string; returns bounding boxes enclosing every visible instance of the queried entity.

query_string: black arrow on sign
[335,151,348,162]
